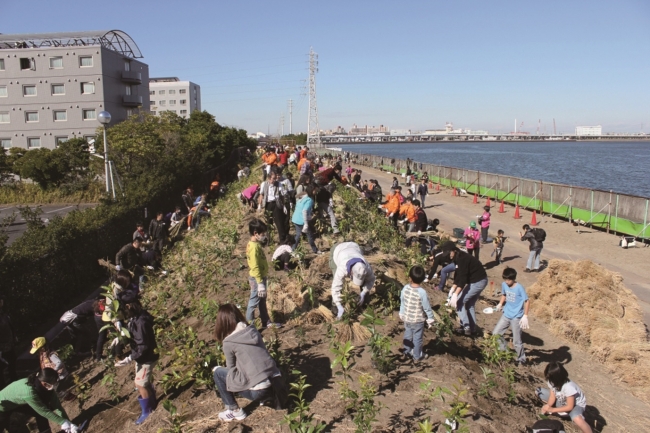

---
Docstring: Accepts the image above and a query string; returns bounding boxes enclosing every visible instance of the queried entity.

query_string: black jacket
[182,192,193,212]
[71,300,96,318]
[127,310,158,364]
[413,208,428,232]
[116,243,143,269]
[417,184,428,196]
[452,250,487,287]
[148,219,167,240]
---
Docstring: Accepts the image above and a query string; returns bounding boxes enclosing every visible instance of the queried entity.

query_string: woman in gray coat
[213,304,281,422]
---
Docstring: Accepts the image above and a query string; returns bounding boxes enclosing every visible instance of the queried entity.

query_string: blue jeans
[213,367,271,410]
[438,262,456,291]
[536,387,586,421]
[246,277,270,326]
[293,223,318,253]
[419,193,426,208]
[403,321,425,360]
[527,249,542,270]
[457,278,488,331]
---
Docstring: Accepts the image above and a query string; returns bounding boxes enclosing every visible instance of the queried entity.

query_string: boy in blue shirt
[399,266,435,363]
[492,267,530,364]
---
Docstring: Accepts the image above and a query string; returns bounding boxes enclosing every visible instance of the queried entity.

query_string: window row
[0,82,97,97]
[1,135,100,149]
[149,89,187,95]
[150,109,188,115]
[150,99,187,106]
[4,56,94,71]
[0,109,97,123]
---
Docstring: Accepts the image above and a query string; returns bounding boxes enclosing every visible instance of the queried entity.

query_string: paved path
[352,164,650,325]
[0,203,97,245]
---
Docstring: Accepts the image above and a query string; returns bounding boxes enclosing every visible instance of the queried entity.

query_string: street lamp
[97,111,112,195]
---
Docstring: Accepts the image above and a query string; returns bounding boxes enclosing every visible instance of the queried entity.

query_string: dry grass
[336,321,371,343]
[528,259,650,402]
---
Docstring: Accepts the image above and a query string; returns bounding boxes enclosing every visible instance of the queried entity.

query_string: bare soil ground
[27,163,650,433]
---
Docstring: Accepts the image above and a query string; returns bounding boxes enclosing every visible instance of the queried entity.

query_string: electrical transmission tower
[307,47,321,147]
[287,99,293,135]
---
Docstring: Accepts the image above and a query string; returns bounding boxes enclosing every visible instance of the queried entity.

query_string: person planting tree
[329,242,376,319]
[399,266,435,364]
[491,267,530,365]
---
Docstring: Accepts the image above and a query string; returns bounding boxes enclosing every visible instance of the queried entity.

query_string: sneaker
[464,328,473,336]
[218,408,247,422]
[423,277,429,283]
[523,268,532,273]
[413,354,429,364]
[333,229,341,234]
[266,322,284,329]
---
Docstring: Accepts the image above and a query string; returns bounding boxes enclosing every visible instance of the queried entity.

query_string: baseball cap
[470,221,477,228]
[351,263,367,286]
[30,337,47,354]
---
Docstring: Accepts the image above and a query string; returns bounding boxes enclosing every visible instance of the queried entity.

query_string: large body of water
[339,141,650,198]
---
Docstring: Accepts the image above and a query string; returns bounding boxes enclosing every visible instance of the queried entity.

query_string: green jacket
[0,378,68,425]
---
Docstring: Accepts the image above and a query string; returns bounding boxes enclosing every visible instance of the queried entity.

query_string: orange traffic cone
[498,200,505,213]
[514,204,521,219]
[473,194,478,204]
[486,197,491,207]
[436,182,440,191]
[428,181,434,189]
[531,210,538,226]
[452,187,457,196]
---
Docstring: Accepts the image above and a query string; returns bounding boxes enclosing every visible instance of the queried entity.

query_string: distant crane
[553,118,557,135]
[536,119,541,135]
[519,121,524,133]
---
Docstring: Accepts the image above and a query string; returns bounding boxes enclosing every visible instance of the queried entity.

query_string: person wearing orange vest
[399,197,417,230]
[299,146,308,161]
[261,148,277,181]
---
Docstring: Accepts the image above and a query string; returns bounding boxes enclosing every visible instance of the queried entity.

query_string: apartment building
[149,77,201,118]
[0,30,149,150]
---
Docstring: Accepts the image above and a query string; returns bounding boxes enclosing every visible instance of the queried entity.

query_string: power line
[155,54,308,73]
[307,47,321,147]
[168,61,308,79]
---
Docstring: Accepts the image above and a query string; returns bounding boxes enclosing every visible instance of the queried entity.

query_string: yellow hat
[30,337,47,354]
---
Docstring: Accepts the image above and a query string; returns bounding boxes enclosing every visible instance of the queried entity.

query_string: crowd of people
[0,144,588,433]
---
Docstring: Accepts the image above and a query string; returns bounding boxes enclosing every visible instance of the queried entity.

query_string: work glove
[388,213,394,218]
[358,289,369,306]
[115,321,123,331]
[426,318,435,329]
[115,265,121,271]
[399,314,406,322]
[423,277,429,283]
[450,292,459,309]
[432,273,438,279]
[336,302,345,320]
[519,315,530,330]
[61,420,79,433]
[302,226,309,234]
[398,219,406,224]
[146,265,154,270]
[109,337,120,348]
[495,304,503,312]
[377,205,383,209]
[257,283,267,298]
[115,355,132,367]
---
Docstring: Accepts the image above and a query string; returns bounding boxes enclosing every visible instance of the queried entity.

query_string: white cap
[351,262,367,287]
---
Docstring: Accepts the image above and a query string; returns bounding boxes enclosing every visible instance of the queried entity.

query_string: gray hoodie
[224,323,280,393]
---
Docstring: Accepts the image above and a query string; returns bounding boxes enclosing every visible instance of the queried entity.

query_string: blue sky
[3,0,649,134]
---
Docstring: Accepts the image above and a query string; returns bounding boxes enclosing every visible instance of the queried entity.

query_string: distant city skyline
[3,0,649,135]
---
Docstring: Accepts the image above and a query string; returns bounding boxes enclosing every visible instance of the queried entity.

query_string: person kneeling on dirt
[272,239,293,271]
[114,300,159,426]
[444,241,488,336]
[536,362,592,433]
[0,368,82,433]
[491,267,529,365]
[399,266,435,363]
[213,304,284,422]
[330,242,376,319]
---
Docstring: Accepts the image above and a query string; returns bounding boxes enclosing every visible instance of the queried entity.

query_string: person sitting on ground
[463,221,481,260]
[212,304,283,422]
[536,362,593,433]
[329,242,376,319]
[114,300,159,426]
[116,237,144,272]
[444,241,488,336]
[492,267,529,365]
[292,185,321,255]
[399,266,435,364]
[0,368,81,433]
[30,338,68,382]
[148,211,168,252]
[272,239,293,271]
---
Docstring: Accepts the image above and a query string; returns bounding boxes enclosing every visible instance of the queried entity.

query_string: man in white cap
[329,242,376,319]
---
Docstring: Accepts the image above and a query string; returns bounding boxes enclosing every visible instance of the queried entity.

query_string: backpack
[532,228,546,242]
[529,419,565,433]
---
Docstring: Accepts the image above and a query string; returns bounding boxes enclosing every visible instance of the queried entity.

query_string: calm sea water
[339,141,650,198]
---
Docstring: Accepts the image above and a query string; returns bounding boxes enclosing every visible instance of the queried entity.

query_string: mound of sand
[529,259,650,401]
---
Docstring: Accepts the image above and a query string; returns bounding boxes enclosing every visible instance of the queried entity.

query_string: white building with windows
[0,30,149,150]
[575,125,602,136]
[149,77,201,118]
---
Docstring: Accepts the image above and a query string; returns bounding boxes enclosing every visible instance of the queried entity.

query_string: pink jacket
[242,184,259,200]
[480,211,491,228]
[464,228,481,250]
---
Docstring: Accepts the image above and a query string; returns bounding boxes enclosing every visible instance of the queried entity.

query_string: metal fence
[317,149,650,239]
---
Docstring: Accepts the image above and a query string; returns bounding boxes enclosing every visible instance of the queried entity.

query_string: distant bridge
[319,133,650,144]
